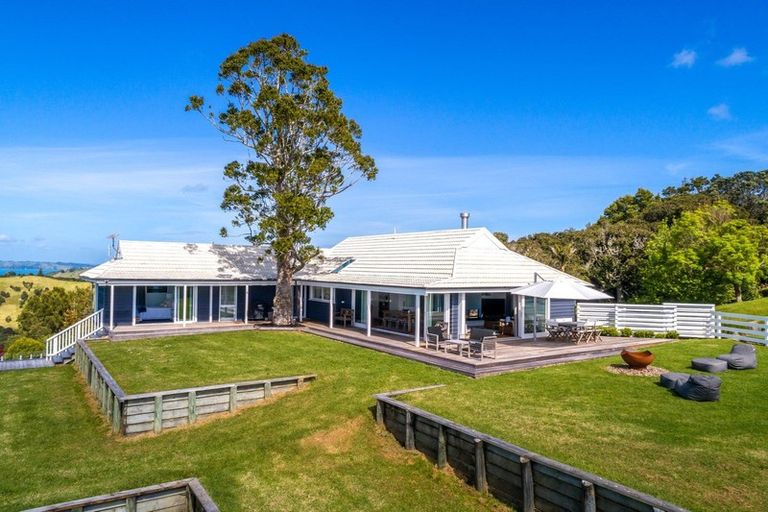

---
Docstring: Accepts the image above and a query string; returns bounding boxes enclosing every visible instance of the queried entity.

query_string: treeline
[496,170,768,304]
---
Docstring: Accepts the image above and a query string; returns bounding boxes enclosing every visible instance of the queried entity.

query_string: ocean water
[0,267,53,276]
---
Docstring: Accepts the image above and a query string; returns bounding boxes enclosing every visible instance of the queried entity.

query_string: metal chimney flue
[460,212,470,229]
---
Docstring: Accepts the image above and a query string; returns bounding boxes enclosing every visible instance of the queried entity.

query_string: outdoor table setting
[546,320,602,344]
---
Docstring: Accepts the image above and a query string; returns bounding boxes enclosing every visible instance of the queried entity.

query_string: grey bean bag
[691,357,728,373]
[717,343,757,370]
[674,374,721,402]
[660,372,690,389]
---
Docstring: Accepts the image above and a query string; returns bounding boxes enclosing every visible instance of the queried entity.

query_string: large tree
[17,287,92,340]
[187,34,377,325]
[640,201,768,303]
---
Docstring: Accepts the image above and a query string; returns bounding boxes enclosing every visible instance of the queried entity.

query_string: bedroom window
[310,286,331,302]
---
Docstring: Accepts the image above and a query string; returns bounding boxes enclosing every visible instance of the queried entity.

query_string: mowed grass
[717,297,768,316]
[401,339,768,512]
[0,331,506,512]
[0,275,88,329]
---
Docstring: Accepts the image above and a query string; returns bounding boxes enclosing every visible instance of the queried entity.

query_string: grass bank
[0,331,503,511]
[717,297,768,316]
[401,338,768,512]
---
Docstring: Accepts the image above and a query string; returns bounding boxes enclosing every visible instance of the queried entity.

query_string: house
[81,217,589,344]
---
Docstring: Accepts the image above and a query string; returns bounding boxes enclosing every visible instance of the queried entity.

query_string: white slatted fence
[713,311,768,345]
[577,302,715,338]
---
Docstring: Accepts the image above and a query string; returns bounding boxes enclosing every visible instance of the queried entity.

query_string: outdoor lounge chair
[467,328,497,360]
[717,343,757,370]
[425,325,449,351]
[673,374,721,402]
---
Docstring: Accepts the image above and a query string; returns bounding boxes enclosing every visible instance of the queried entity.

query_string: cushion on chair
[730,343,756,356]
[716,343,758,370]
[691,357,728,373]
[659,372,690,390]
[673,374,721,402]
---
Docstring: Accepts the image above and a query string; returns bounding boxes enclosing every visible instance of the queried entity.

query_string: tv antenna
[107,233,122,260]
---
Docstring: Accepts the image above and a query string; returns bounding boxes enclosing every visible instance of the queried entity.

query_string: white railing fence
[578,302,768,344]
[577,302,715,338]
[45,309,104,359]
[713,311,768,345]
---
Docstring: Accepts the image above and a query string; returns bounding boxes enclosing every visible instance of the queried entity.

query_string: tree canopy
[498,170,768,304]
[17,287,92,340]
[187,34,377,324]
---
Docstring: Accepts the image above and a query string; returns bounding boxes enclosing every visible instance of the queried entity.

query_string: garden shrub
[633,329,656,338]
[5,337,45,359]
[664,330,680,339]
[620,327,633,337]
[600,326,620,336]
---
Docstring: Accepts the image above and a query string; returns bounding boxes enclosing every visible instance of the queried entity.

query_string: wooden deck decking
[105,319,675,377]
[108,320,276,341]
[303,322,675,377]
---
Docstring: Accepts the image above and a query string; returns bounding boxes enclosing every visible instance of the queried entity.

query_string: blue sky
[1,1,767,263]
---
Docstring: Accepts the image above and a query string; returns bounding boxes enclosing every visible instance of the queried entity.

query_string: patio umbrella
[510,280,612,301]
[510,280,612,339]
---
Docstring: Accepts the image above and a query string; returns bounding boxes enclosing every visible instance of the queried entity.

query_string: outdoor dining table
[547,321,590,343]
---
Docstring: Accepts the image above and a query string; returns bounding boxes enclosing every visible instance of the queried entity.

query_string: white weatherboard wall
[577,303,715,338]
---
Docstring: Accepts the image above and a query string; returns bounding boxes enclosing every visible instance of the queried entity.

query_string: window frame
[309,286,331,303]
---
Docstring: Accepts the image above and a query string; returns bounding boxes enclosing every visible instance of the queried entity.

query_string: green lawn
[3,333,765,511]
[0,331,505,512]
[717,297,768,316]
[401,338,768,512]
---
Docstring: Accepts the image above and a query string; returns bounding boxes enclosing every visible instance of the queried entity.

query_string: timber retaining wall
[375,388,688,512]
[24,478,219,512]
[75,340,315,436]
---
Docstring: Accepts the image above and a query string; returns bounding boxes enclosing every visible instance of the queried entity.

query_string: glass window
[310,286,331,302]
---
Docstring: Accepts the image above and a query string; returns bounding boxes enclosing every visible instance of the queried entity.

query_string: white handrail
[45,309,104,359]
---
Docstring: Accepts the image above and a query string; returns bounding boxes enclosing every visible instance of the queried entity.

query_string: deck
[108,320,277,341]
[303,322,674,377]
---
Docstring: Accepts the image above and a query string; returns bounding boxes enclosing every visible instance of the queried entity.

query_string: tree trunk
[735,284,742,303]
[616,286,624,303]
[272,261,294,326]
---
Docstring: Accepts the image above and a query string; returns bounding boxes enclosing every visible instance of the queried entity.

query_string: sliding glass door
[219,286,237,322]
[174,286,197,323]
[522,296,546,337]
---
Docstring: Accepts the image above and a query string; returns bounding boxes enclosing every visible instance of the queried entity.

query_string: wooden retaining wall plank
[374,392,689,512]
[24,479,220,512]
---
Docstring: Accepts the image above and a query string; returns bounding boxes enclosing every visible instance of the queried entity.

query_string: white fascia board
[426,287,514,294]
[86,279,278,286]
[295,280,426,296]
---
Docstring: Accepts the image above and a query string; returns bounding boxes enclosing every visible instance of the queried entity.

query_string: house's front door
[219,285,237,322]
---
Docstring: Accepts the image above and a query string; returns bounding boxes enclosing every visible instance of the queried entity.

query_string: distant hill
[0,275,90,331]
[0,260,91,277]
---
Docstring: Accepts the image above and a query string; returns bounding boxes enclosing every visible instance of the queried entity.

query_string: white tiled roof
[82,228,587,290]
[298,227,586,290]
[81,240,276,282]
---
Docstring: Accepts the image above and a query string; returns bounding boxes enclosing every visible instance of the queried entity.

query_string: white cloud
[707,103,732,121]
[710,129,768,164]
[717,47,754,67]
[181,183,209,193]
[671,49,697,68]
[0,234,13,243]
